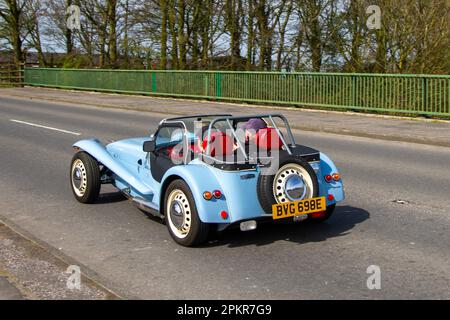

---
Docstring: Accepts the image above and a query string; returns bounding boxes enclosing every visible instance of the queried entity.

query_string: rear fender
[319,152,345,203]
[159,164,231,224]
[73,139,153,196]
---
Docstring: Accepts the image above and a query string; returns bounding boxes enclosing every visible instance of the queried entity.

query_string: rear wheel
[164,179,209,246]
[70,151,101,203]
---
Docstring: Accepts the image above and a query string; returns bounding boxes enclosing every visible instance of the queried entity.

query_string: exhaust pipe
[240,220,257,232]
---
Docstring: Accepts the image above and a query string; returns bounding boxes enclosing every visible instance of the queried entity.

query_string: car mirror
[143,140,156,152]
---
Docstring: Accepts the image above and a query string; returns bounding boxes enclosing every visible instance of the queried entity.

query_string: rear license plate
[272,197,326,220]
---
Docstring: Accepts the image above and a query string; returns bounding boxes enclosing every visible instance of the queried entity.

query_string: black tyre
[164,179,209,246]
[309,204,336,223]
[258,153,319,213]
[70,151,101,204]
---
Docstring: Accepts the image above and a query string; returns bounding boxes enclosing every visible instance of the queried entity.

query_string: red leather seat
[202,131,234,157]
[254,128,283,150]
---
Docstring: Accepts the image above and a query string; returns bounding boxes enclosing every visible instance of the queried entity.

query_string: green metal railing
[24,68,450,116]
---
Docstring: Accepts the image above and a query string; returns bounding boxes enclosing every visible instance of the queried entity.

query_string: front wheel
[70,151,101,203]
[164,179,209,247]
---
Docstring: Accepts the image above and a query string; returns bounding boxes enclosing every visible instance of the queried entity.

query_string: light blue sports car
[70,114,344,246]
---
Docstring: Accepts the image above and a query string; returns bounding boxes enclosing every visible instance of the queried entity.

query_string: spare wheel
[257,154,319,213]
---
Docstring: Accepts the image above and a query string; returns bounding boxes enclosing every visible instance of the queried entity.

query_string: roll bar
[205,114,296,160]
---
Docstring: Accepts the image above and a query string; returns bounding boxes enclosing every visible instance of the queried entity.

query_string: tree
[330,0,368,72]
[65,0,74,54]
[25,0,46,66]
[245,0,255,70]
[168,0,178,68]
[225,0,242,69]
[177,0,186,69]
[1,0,447,73]
[275,0,293,71]
[255,0,288,70]
[0,0,30,67]
[296,0,330,72]
[159,0,168,69]
[106,0,117,67]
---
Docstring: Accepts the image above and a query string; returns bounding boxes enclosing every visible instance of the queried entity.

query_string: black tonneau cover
[291,144,321,162]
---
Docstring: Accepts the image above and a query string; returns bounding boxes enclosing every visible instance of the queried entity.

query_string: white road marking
[10,119,81,136]
[132,246,153,252]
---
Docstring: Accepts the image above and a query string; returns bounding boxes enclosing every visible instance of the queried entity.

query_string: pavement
[0,221,120,300]
[0,89,449,299]
[1,87,449,147]
[0,276,24,300]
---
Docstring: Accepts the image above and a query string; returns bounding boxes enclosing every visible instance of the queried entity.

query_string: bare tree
[1,0,447,73]
[225,0,242,69]
[159,0,168,68]
[0,0,31,67]
[25,0,46,66]
[295,0,332,72]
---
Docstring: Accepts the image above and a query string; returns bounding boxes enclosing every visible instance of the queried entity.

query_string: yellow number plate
[272,197,326,220]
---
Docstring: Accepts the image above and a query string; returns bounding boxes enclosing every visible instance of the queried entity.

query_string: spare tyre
[257,153,319,213]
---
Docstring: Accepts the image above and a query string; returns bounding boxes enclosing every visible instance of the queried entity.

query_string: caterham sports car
[70,114,344,246]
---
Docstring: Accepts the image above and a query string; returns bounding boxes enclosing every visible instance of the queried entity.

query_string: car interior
[155,117,285,164]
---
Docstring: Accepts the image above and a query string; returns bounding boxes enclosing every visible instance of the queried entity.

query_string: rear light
[213,190,222,199]
[332,173,341,181]
[325,173,341,183]
[203,191,213,200]
[311,211,326,219]
[328,194,335,201]
[220,211,228,220]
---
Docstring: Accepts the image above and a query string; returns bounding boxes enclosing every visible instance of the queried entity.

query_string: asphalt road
[0,95,449,299]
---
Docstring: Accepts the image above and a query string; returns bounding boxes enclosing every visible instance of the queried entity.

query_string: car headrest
[168,145,184,161]
[254,128,283,150]
[168,143,203,162]
[202,131,234,157]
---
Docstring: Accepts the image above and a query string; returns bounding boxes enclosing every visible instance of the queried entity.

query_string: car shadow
[204,206,370,248]
[140,209,166,225]
[95,191,128,204]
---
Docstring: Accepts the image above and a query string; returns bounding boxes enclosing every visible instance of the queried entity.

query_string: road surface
[0,95,449,299]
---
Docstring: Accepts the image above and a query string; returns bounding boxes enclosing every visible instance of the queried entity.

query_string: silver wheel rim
[71,159,87,197]
[273,163,314,203]
[166,189,192,239]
